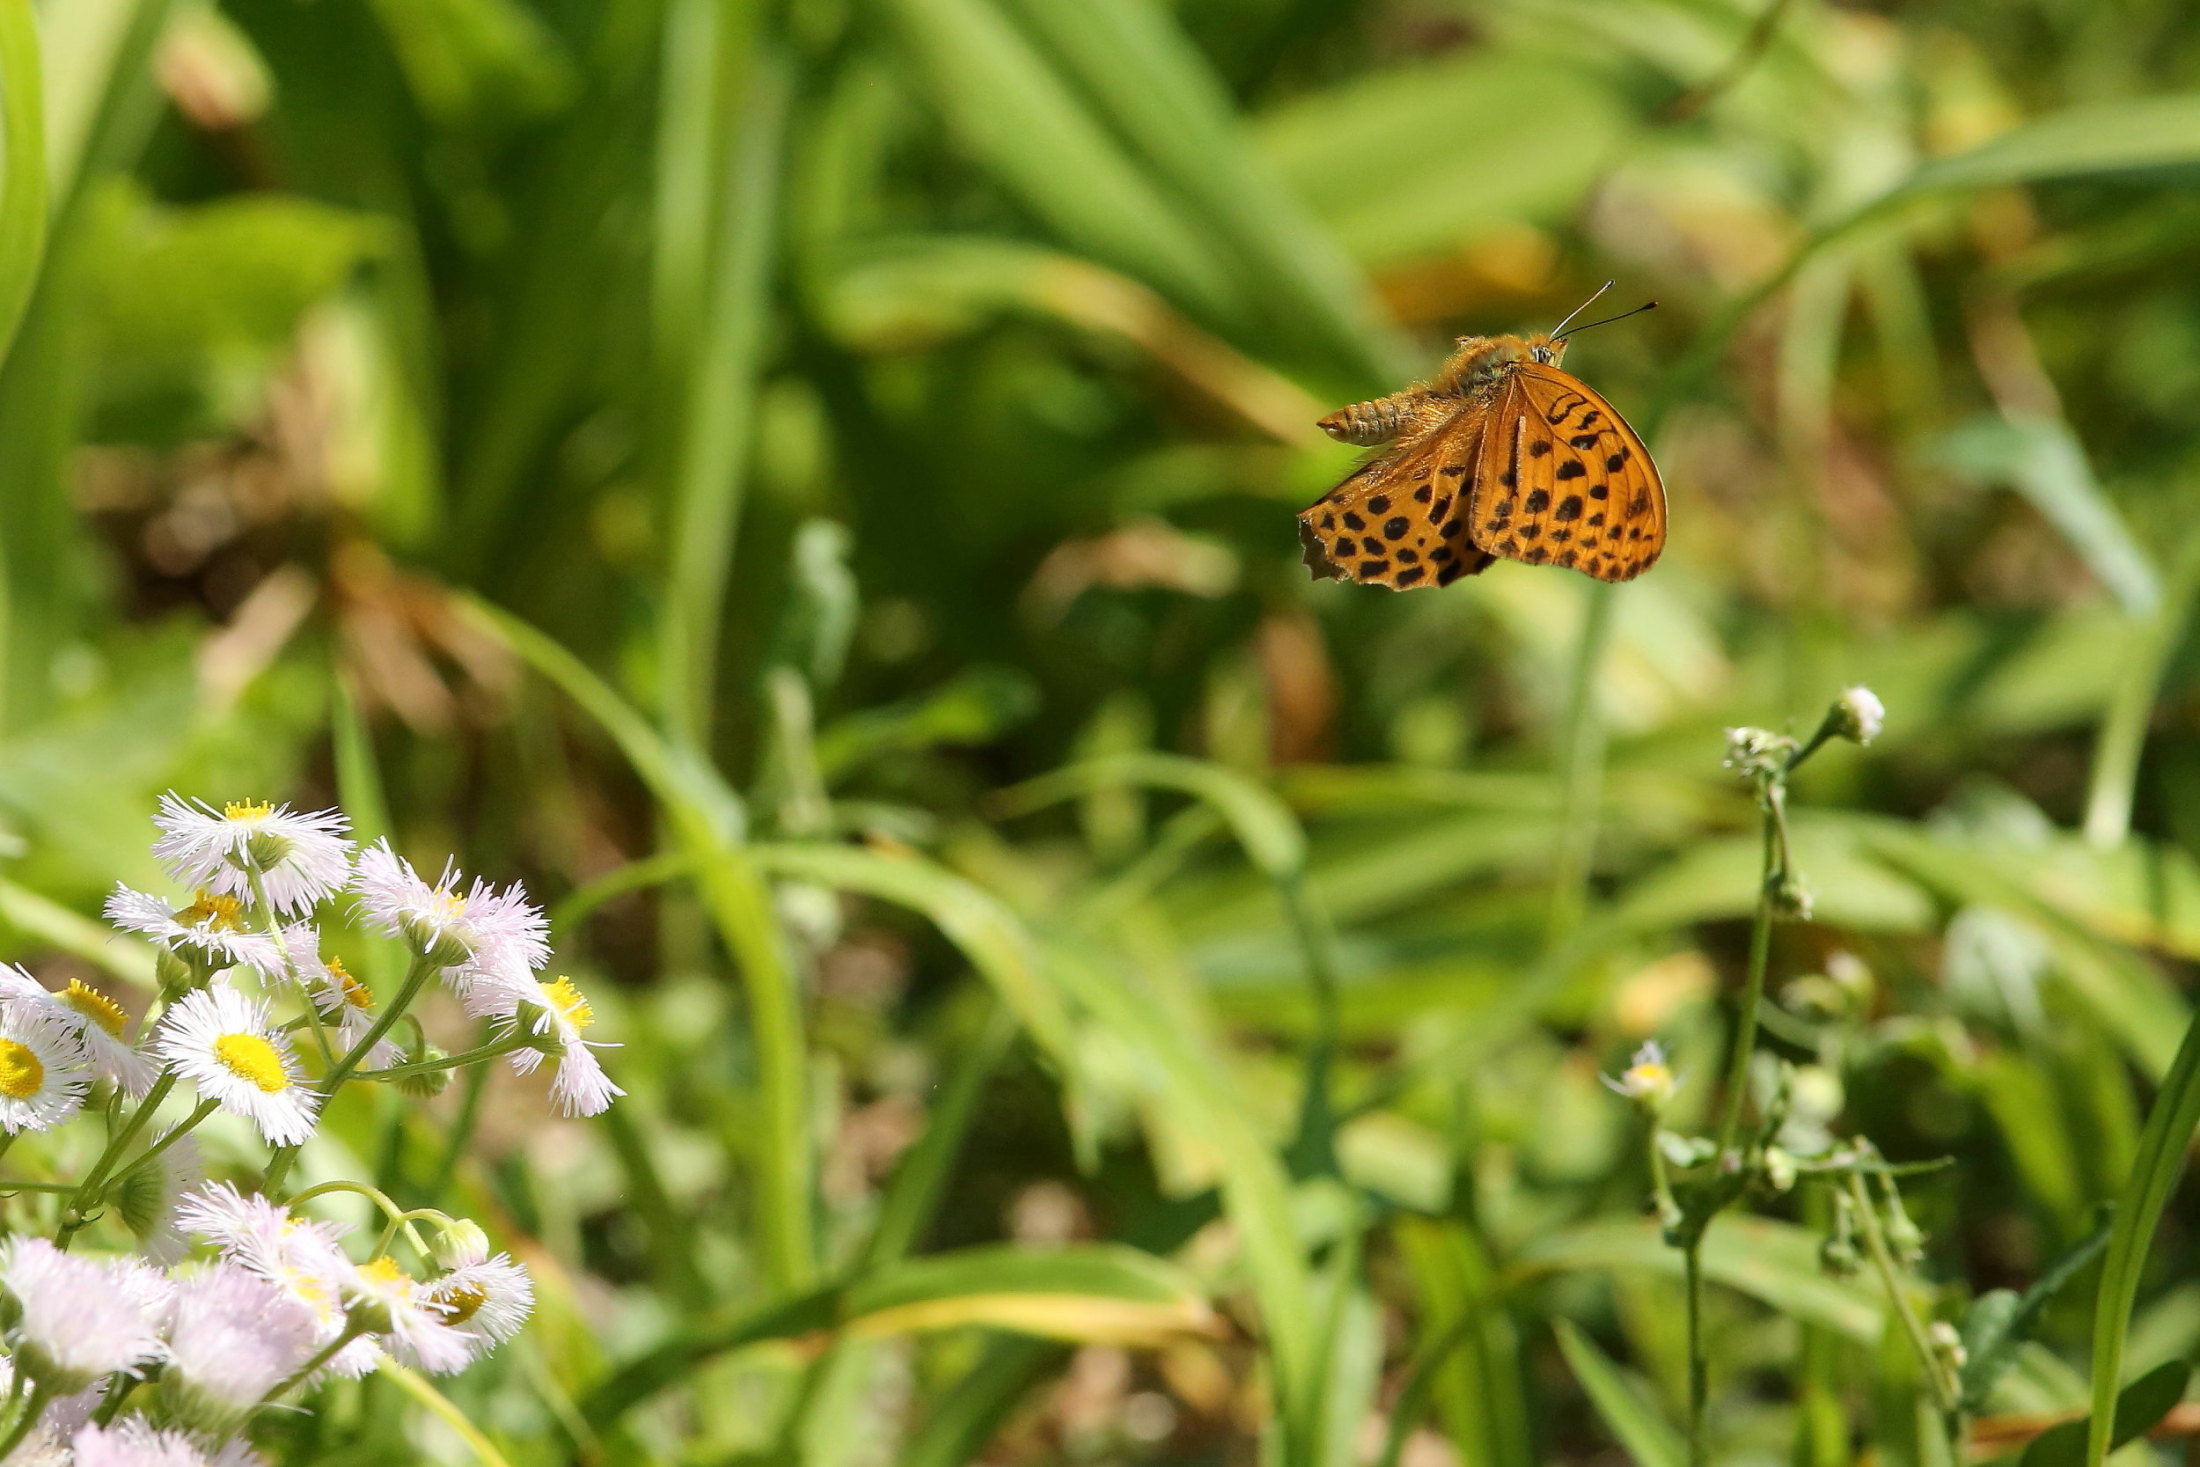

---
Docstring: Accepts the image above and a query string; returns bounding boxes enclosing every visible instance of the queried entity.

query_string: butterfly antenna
[1556,299,1658,340]
[1548,281,1614,338]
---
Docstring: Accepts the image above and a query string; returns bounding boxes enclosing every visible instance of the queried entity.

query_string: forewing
[1467,365,1665,582]
[1298,412,1496,590]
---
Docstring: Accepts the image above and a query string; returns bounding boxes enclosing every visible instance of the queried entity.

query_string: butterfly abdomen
[1318,390,1427,446]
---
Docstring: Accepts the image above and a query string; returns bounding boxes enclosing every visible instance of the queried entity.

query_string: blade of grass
[1555,1320,1688,1467]
[658,35,789,750]
[0,0,46,368]
[874,0,1248,331]
[2080,1009,2200,1467]
[2082,524,2200,846]
[997,0,1404,386]
[459,597,814,1294]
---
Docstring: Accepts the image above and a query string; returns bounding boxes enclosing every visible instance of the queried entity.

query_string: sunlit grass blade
[2082,528,2200,846]
[875,0,1248,330]
[997,0,1404,387]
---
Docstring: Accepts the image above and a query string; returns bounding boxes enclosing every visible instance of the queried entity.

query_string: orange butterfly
[1299,285,1665,589]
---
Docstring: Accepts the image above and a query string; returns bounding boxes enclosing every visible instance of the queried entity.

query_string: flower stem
[247,866,334,1067]
[1846,1170,1960,1422]
[1685,1240,1707,1467]
[264,954,436,1195]
[348,1032,532,1085]
[264,1320,370,1403]
[56,1072,176,1248]
[0,1380,51,1461]
[1714,803,1779,1160]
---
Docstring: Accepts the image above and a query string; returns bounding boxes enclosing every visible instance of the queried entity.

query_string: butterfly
[1298,285,1665,589]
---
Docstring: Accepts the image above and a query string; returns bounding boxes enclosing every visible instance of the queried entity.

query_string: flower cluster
[0,794,608,1463]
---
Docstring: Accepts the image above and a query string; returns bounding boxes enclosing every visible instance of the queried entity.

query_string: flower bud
[1723,726,1788,778]
[393,1044,452,1098]
[1928,1319,1966,1369]
[431,1219,491,1271]
[1829,686,1884,745]
[1770,871,1813,921]
[1763,1146,1797,1192]
[1818,1233,1861,1278]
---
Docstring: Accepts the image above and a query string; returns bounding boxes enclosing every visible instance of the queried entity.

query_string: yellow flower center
[326,956,372,1010]
[361,1256,408,1290]
[1626,1062,1671,1090]
[431,890,467,922]
[179,890,245,932]
[538,976,593,1031]
[434,1280,488,1325]
[0,1040,43,1099]
[62,979,127,1039]
[223,800,273,822]
[213,1032,290,1093]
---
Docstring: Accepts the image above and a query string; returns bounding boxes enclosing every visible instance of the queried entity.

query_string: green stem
[348,1032,532,1085]
[109,1099,218,1187]
[247,867,334,1067]
[1714,805,1779,1159]
[265,1320,370,1402]
[1685,1239,1707,1467]
[265,954,437,1194]
[56,1072,176,1248]
[0,1380,48,1461]
[1846,1171,1959,1422]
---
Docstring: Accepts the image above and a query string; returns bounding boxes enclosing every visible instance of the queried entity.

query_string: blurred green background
[9,0,2200,1461]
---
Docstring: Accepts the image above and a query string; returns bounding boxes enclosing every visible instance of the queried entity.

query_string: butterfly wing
[1468,364,1665,582]
[1299,411,1497,590]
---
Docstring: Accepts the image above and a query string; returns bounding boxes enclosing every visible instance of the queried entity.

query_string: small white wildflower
[424,1252,534,1363]
[469,972,622,1117]
[154,984,319,1147]
[0,966,159,1098]
[175,1184,375,1379]
[279,927,400,1069]
[344,1255,470,1374]
[103,888,283,980]
[1721,726,1788,778]
[0,1239,164,1391]
[1601,1040,1677,1109]
[159,1261,319,1436]
[1831,685,1884,745]
[349,842,549,993]
[151,795,352,917]
[0,999,93,1135]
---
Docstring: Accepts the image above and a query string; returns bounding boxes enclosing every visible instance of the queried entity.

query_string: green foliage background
[6,0,2200,1461]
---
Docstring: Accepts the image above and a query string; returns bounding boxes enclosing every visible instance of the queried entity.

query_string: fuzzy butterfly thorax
[1300,323,1664,588]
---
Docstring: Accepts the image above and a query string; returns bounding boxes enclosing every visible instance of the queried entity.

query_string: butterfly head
[1524,333,1568,367]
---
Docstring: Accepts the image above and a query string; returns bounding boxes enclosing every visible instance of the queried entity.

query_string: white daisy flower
[116,1131,204,1266]
[0,962,154,1096]
[175,1184,376,1380]
[469,972,622,1117]
[158,1262,319,1436]
[104,887,283,979]
[154,985,319,1147]
[150,795,353,917]
[349,841,549,992]
[278,928,400,1069]
[1602,1039,1678,1108]
[424,1252,534,1362]
[0,1238,164,1391]
[343,1255,469,1375]
[0,1000,92,1135]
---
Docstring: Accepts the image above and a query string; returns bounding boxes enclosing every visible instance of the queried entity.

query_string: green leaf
[2024,1358,2189,1467]
[999,752,1306,879]
[1553,1321,1687,1467]
[1959,1214,2113,1412]
[1901,96,2200,195]
[843,1243,1215,1344]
